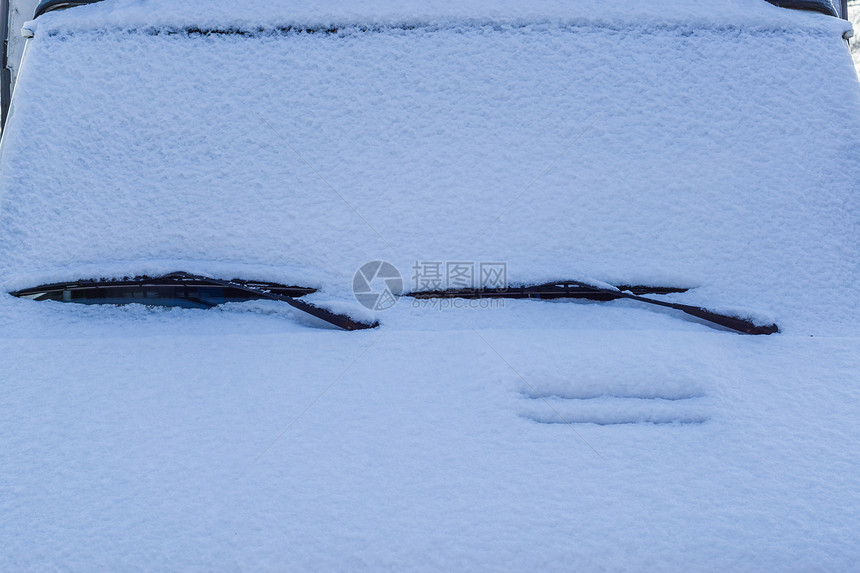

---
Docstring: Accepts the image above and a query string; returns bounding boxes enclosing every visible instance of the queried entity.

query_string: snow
[851,1,860,77]
[22,0,854,35]
[1,14,858,334]
[2,305,859,570]
[1,2,859,570]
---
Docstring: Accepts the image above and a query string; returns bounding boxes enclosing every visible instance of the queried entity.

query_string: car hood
[1,300,859,569]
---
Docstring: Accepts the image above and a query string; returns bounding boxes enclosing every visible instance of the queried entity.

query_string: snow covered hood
[1,304,859,569]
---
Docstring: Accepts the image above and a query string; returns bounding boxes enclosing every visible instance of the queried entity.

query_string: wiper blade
[11,274,316,301]
[11,272,378,331]
[408,281,778,335]
[410,283,688,301]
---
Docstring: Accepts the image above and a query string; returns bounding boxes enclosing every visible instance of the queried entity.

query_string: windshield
[1,8,856,335]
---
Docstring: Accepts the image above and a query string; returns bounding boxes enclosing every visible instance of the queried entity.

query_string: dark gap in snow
[519,392,707,401]
[10,274,315,308]
[520,414,710,426]
[40,20,838,41]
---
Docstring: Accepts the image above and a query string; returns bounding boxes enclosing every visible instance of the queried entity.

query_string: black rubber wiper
[409,280,778,335]
[11,271,378,331]
[410,283,688,301]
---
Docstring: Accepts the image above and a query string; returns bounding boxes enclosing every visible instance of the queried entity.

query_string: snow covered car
[0,0,858,569]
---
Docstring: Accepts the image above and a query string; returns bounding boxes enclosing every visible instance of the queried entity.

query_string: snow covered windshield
[0,2,857,334]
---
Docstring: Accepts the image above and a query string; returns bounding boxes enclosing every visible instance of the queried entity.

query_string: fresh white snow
[2,13,858,333]
[0,1,859,570]
[2,303,859,570]
[21,0,853,35]
[851,0,860,76]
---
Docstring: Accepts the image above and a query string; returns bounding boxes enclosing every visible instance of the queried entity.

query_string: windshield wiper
[409,281,778,335]
[11,271,378,331]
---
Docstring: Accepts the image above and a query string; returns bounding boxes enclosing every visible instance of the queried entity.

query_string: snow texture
[851,0,860,77]
[1,304,859,570]
[0,2,859,570]
[20,0,855,35]
[2,5,858,334]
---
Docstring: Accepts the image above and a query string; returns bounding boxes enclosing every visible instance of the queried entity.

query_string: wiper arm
[408,281,778,335]
[596,284,778,335]
[163,272,378,331]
